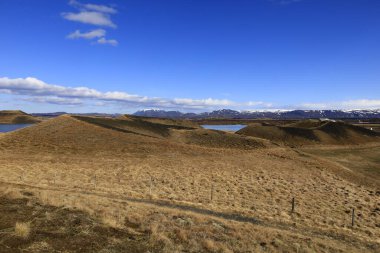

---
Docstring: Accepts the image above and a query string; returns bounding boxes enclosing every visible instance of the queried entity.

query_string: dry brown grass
[14,222,31,239]
[25,241,52,252]
[0,195,150,252]
[202,239,218,252]
[2,185,379,252]
[301,144,380,185]
[101,214,125,229]
[0,115,379,252]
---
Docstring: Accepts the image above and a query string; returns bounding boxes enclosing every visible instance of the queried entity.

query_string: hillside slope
[0,115,167,156]
[0,110,41,124]
[237,120,380,146]
[0,115,268,154]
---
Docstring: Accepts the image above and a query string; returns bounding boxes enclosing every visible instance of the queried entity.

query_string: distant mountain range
[133,109,380,119]
[29,109,380,120]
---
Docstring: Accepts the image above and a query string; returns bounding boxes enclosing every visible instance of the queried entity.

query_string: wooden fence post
[149,176,153,195]
[291,197,295,213]
[210,184,214,202]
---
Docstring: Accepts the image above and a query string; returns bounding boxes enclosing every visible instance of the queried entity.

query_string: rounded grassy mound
[0,110,41,124]
[237,120,380,146]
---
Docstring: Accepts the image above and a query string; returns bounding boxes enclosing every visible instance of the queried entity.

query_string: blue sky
[1,0,380,113]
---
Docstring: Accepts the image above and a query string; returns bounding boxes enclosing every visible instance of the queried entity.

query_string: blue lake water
[201,125,246,132]
[0,124,32,133]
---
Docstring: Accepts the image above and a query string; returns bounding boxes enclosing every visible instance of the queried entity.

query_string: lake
[0,124,32,133]
[201,124,246,132]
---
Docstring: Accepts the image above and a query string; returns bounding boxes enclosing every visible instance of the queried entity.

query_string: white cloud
[23,97,83,105]
[2,77,380,111]
[300,100,380,110]
[62,11,116,28]
[96,37,118,46]
[172,98,235,109]
[0,77,253,110]
[246,101,273,107]
[66,29,117,46]
[62,1,118,46]
[67,29,106,39]
[341,99,380,109]
[69,0,117,14]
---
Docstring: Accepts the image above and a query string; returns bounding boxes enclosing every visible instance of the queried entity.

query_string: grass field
[0,116,379,252]
[301,144,380,186]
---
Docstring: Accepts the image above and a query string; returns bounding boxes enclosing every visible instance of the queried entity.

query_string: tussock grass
[14,222,31,239]
[202,239,218,252]
[101,215,124,229]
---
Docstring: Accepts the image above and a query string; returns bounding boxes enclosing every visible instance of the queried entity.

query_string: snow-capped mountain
[133,109,380,119]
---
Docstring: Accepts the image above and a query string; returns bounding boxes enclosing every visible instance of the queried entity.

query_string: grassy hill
[0,110,41,124]
[0,115,267,153]
[237,120,380,146]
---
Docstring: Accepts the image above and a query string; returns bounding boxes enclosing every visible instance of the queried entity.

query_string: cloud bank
[300,100,380,110]
[1,77,379,111]
[23,97,83,105]
[0,77,267,110]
